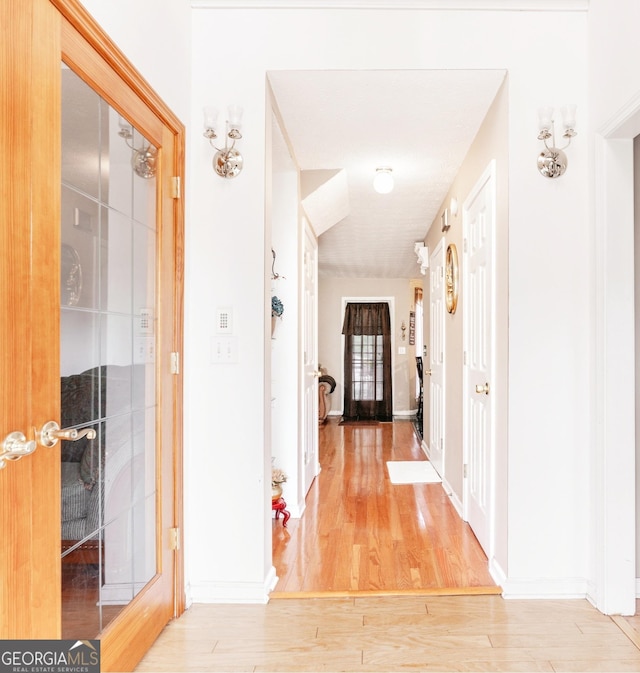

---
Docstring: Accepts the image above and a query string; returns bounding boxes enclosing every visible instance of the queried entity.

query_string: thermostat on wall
[216,307,233,334]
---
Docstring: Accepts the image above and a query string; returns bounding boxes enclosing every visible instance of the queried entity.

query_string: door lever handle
[0,431,37,469]
[37,420,96,448]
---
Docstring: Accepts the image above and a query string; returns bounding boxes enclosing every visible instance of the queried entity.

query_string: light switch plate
[211,336,238,363]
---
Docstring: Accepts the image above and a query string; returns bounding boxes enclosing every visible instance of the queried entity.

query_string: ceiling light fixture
[203,105,244,179]
[373,167,394,194]
[537,105,577,178]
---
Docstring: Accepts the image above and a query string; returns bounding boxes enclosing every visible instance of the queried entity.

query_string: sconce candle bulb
[203,106,219,138]
[203,104,244,178]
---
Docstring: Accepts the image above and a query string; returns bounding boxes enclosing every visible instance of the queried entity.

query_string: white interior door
[463,162,496,557]
[428,240,446,476]
[302,221,319,493]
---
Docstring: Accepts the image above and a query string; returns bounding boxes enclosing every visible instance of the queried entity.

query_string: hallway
[272,419,496,594]
[135,420,640,672]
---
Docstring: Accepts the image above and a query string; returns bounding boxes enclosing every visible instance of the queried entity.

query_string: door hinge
[463,350,467,365]
[170,351,180,374]
[170,176,181,199]
[464,464,468,479]
[169,527,180,551]
[463,238,468,254]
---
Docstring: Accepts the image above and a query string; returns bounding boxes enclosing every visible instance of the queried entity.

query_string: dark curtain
[342,302,393,421]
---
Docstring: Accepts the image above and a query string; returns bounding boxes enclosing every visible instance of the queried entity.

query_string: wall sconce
[450,197,458,217]
[537,105,577,178]
[373,167,394,194]
[414,242,429,275]
[401,321,407,341]
[118,117,156,179]
[203,105,244,179]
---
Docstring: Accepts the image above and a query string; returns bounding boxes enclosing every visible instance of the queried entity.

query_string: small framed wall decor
[445,243,459,314]
[441,208,450,232]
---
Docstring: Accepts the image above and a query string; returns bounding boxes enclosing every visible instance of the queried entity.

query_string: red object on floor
[272,497,290,527]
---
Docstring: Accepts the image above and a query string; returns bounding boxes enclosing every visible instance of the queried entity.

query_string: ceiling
[268,69,506,278]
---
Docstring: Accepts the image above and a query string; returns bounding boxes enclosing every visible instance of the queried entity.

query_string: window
[351,335,384,401]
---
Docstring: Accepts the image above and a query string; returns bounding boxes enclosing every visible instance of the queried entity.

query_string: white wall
[587,0,640,614]
[78,0,191,125]
[635,137,640,580]
[318,277,417,416]
[423,77,511,578]
[83,0,601,604]
[189,5,590,602]
[270,114,303,516]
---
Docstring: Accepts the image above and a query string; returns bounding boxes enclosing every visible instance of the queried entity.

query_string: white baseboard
[421,439,430,458]
[489,557,507,589]
[187,566,277,604]
[441,475,463,519]
[635,577,640,598]
[501,576,589,599]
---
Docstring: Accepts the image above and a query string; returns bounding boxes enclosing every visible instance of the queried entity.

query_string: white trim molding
[188,567,278,604]
[591,90,640,615]
[193,0,587,10]
[501,576,590,600]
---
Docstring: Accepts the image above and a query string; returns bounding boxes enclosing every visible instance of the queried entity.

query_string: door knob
[37,421,96,448]
[0,431,37,469]
[475,382,490,395]
[424,369,432,376]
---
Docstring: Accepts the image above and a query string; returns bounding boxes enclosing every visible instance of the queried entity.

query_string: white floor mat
[386,460,442,484]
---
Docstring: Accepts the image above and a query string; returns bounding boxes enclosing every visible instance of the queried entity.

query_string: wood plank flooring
[272,418,496,593]
[135,419,640,672]
[135,595,640,672]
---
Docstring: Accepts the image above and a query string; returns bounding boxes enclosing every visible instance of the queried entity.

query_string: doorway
[462,161,496,558]
[594,110,640,615]
[266,68,507,596]
[342,302,393,422]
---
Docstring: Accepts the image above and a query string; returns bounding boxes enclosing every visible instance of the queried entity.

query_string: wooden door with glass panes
[0,1,184,670]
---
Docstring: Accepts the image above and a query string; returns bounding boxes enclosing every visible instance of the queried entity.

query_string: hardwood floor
[135,419,640,672]
[135,596,640,672]
[272,418,496,594]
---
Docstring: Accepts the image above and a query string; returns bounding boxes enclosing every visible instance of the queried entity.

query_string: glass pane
[351,335,384,401]
[60,63,158,639]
